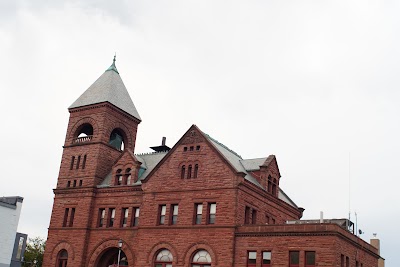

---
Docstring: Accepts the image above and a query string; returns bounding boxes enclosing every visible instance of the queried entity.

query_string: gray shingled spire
[69,57,141,120]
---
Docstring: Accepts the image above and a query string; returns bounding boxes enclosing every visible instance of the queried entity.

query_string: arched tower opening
[74,123,94,143]
[109,128,126,151]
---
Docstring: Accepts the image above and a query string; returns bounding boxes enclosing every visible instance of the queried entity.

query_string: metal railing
[74,135,93,143]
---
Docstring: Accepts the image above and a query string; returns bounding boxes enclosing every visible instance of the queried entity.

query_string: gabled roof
[204,134,297,208]
[135,152,169,182]
[69,58,141,120]
[97,125,298,208]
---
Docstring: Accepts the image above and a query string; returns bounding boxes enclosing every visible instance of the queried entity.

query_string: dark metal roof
[0,196,23,209]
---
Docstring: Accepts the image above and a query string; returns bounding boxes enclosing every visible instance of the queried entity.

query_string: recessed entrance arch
[95,247,128,267]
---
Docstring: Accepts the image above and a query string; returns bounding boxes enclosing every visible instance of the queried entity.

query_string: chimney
[150,137,171,152]
[370,233,380,254]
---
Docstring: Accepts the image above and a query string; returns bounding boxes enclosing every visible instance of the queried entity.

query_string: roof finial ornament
[106,53,119,74]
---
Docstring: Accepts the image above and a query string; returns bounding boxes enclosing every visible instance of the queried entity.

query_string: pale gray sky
[0,0,398,265]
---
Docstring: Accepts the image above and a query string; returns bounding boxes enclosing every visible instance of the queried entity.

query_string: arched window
[57,249,68,267]
[115,169,122,185]
[267,176,272,193]
[74,123,93,143]
[194,164,199,178]
[154,249,173,267]
[181,165,186,179]
[272,179,277,196]
[191,250,211,267]
[125,168,132,185]
[109,129,125,151]
[187,165,192,179]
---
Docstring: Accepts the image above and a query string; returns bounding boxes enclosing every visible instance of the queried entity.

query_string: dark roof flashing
[0,196,23,209]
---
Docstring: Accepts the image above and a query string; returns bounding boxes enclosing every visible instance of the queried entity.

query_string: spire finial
[106,53,119,74]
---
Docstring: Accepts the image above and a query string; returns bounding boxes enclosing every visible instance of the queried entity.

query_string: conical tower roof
[69,57,141,120]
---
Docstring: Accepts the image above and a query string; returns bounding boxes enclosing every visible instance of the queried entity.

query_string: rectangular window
[67,181,71,188]
[195,203,203,224]
[265,214,270,224]
[252,209,257,224]
[341,255,344,267]
[82,154,87,169]
[245,206,251,224]
[247,251,256,267]
[98,208,105,227]
[108,208,115,227]
[171,204,179,225]
[356,261,359,267]
[208,203,216,224]
[289,251,299,267]
[159,205,166,225]
[346,256,349,267]
[69,208,75,227]
[305,251,316,267]
[262,251,271,267]
[63,208,69,227]
[272,218,276,224]
[79,180,82,186]
[16,237,24,259]
[70,156,75,170]
[121,208,129,227]
[132,207,140,226]
[76,155,81,169]
[73,180,77,187]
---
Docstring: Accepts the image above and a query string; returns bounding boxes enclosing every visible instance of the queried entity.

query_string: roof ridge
[135,151,169,156]
[240,157,268,161]
[203,132,242,159]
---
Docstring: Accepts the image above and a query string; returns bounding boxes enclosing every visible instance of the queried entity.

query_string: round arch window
[109,129,125,151]
[74,123,93,143]
[154,249,173,267]
[191,250,211,267]
[57,249,68,267]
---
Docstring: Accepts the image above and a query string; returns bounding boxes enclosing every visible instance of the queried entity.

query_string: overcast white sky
[0,0,398,265]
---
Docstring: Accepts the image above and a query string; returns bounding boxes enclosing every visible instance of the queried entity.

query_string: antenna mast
[348,152,351,222]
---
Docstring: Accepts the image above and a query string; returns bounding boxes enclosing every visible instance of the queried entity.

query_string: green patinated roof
[106,55,119,74]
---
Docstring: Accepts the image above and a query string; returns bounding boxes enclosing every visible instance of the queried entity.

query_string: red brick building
[43,58,382,267]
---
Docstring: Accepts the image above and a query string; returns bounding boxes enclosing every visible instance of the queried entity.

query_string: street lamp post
[117,239,123,267]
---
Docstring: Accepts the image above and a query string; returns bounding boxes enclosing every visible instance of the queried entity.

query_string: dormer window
[125,168,132,185]
[267,176,272,193]
[272,179,277,196]
[115,169,122,185]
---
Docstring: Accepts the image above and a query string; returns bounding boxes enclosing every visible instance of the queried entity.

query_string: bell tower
[57,56,141,188]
